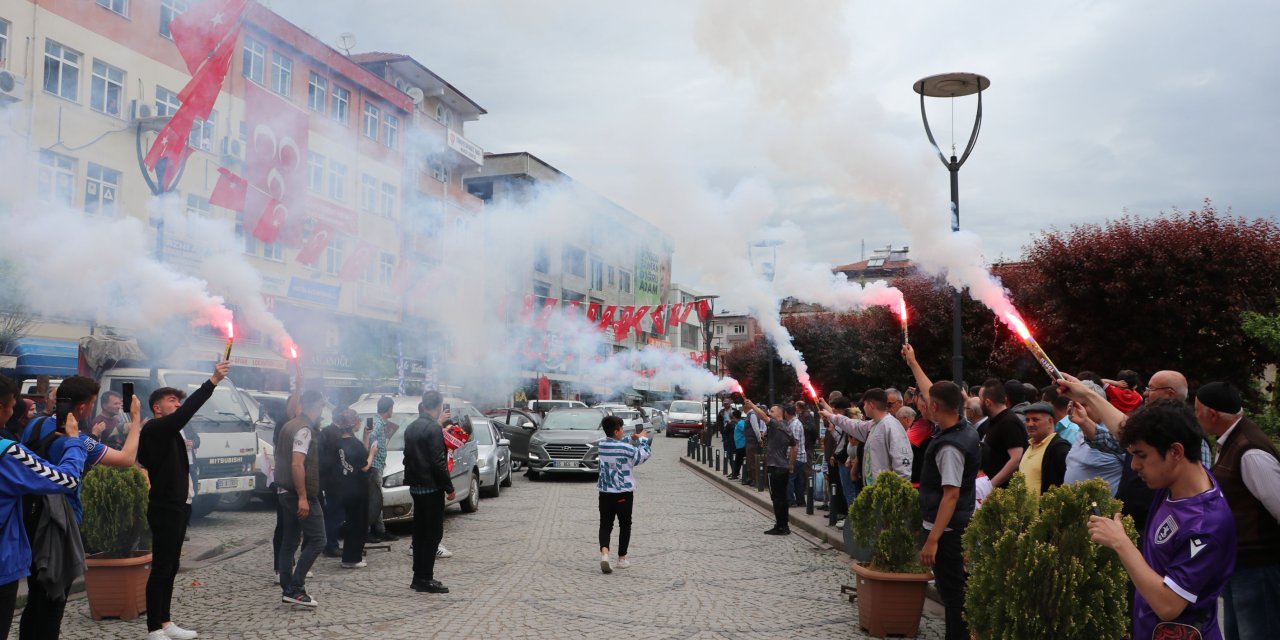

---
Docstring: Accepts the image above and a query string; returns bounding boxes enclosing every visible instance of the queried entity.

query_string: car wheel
[217,491,252,511]
[481,469,501,498]
[500,464,513,488]
[665,430,674,438]
[460,472,480,512]
[528,469,540,481]
[191,494,219,519]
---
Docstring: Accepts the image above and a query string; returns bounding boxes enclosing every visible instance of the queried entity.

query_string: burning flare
[803,381,818,401]
[898,300,910,344]
[1004,311,1062,381]
[222,320,235,362]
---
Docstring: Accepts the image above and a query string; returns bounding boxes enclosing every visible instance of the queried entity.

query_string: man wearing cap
[1017,401,1072,495]
[1194,382,1280,640]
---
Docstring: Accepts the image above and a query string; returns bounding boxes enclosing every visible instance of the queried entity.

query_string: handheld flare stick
[898,300,910,344]
[288,345,301,378]
[223,321,235,362]
[803,381,820,408]
[1005,311,1063,382]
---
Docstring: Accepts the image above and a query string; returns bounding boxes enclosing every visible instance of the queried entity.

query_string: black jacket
[1038,434,1073,494]
[138,380,216,507]
[403,413,453,493]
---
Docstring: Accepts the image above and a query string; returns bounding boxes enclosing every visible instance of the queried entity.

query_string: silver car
[349,395,481,523]
[471,418,513,498]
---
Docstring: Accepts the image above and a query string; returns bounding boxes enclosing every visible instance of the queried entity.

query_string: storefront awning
[12,338,79,378]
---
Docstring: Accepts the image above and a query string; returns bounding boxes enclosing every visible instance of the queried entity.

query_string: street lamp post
[133,115,185,261]
[695,294,719,457]
[913,72,990,386]
[749,240,783,405]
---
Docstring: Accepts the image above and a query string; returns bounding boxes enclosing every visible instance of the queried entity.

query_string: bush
[81,466,149,558]
[963,474,1135,640]
[849,471,923,573]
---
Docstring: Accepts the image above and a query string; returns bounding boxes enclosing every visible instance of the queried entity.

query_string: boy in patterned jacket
[596,415,651,574]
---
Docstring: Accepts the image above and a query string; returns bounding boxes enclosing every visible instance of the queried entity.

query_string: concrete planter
[84,552,151,621]
[850,562,932,639]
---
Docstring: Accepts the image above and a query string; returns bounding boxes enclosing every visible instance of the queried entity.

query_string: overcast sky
[269,0,1279,294]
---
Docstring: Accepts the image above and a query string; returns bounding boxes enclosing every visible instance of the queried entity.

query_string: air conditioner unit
[0,70,26,103]
[129,100,168,132]
[220,136,245,165]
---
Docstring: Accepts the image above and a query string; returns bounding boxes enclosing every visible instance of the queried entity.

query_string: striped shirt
[596,436,652,493]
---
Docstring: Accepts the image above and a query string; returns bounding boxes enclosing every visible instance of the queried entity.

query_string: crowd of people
[711,343,1277,640]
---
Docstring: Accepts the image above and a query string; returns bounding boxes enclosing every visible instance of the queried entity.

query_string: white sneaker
[147,632,168,640]
[340,561,367,569]
[600,553,612,574]
[435,545,453,558]
[616,557,631,569]
[162,622,199,639]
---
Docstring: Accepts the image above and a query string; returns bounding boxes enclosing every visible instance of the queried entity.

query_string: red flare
[729,381,744,394]
[288,345,299,359]
[898,300,909,323]
[803,381,818,401]
[1005,311,1033,341]
[225,321,235,339]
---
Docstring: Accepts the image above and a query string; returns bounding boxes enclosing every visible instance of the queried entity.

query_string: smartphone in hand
[55,398,74,430]
[121,382,135,416]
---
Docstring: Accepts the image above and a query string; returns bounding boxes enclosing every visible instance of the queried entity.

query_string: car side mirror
[522,424,537,431]
[498,439,510,447]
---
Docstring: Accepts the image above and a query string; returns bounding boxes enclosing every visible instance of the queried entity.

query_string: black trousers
[729,446,744,476]
[0,580,18,640]
[272,497,285,572]
[146,502,191,631]
[598,491,634,556]
[341,489,370,564]
[411,491,445,584]
[767,466,791,529]
[932,527,969,640]
[19,574,69,640]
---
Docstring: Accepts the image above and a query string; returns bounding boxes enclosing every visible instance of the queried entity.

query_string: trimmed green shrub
[850,470,923,573]
[81,466,150,558]
[963,474,1136,640]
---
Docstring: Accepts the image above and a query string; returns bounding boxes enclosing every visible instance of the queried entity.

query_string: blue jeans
[788,464,807,505]
[1223,564,1280,640]
[837,463,857,507]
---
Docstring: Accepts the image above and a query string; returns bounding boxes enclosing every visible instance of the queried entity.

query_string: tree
[1021,201,1280,400]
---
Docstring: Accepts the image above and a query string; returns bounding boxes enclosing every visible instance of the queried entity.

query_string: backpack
[21,417,63,540]
[22,417,86,591]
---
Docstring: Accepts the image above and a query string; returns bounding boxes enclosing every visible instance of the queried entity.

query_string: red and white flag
[695,299,712,321]
[597,305,617,330]
[649,305,666,335]
[294,221,335,265]
[614,306,651,340]
[209,167,248,210]
[252,198,286,244]
[176,24,239,121]
[244,82,309,246]
[143,108,197,187]
[587,302,602,323]
[339,239,378,282]
[390,255,418,294]
[518,294,536,324]
[534,298,558,330]
[168,0,251,74]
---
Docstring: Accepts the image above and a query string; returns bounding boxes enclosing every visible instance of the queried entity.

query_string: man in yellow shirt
[1019,402,1071,494]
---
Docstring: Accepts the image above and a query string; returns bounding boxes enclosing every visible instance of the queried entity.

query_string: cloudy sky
[270,0,1278,292]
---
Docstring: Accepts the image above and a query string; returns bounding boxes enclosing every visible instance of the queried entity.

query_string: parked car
[526,407,607,480]
[471,418,513,497]
[485,408,541,466]
[639,406,666,433]
[665,400,707,438]
[528,399,588,414]
[347,394,481,522]
[246,390,333,507]
[596,404,646,433]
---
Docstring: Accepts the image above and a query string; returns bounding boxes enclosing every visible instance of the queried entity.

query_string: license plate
[216,478,239,489]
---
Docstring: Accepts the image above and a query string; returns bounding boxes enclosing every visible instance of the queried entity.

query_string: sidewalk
[679,452,946,615]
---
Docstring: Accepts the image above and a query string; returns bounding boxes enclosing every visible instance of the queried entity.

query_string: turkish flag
[695,299,712,321]
[169,0,251,74]
[614,306,650,340]
[597,305,617,330]
[252,198,286,244]
[294,221,335,265]
[519,294,535,324]
[534,298,558,329]
[176,25,239,121]
[245,82,308,247]
[390,255,417,294]
[339,239,378,282]
[209,167,247,210]
[143,107,197,185]
[587,302,602,323]
[649,305,666,335]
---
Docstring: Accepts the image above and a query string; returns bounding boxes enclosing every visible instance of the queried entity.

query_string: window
[619,270,632,294]
[382,114,398,148]
[734,324,746,334]
[562,245,586,278]
[330,85,350,123]
[234,211,257,254]
[263,240,283,261]
[435,104,452,128]
[89,60,124,117]
[590,258,603,290]
[0,20,9,70]
[608,266,615,286]
[241,38,265,84]
[186,194,209,217]
[84,163,119,215]
[96,0,128,16]
[378,253,395,285]
[307,152,324,192]
[362,103,379,139]
[328,160,346,201]
[159,0,188,39]
[325,236,346,276]
[715,325,724,335]
[155,85,181,117]
[380,183,396,218]
[430,160,449,183]
[270,52,292,97]
[360,174,377,212]
[306,72,327,112]
[533,281,551,302]
[38,151,75,206]
[189,109,217,151]
[43,41,80,101]
[533,245,550,274]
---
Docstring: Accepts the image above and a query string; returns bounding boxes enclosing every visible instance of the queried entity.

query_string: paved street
[24,436,944,639]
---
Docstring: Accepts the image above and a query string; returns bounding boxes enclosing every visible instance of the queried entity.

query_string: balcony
[414,115,484,167]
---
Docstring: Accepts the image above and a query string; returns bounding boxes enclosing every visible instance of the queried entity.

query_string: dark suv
[526,408,606,480]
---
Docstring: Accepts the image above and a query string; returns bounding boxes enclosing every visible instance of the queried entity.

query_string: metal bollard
[805,470,815,515]
[715,449,721,472]
[757,459,767,492]
[687,438,694,458]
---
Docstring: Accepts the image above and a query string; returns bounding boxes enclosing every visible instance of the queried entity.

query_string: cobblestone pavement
[27,436,945,639]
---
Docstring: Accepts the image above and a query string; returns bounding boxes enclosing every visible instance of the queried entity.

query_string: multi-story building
[709,311,759,356]
[464,152,674,399]
[0,1,482,396]
[833,245,914,281]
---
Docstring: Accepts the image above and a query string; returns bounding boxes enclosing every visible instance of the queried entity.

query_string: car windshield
[162,375,249,420]
[613,410,640,420]
[670,401,703,414]
[541,410,604,430]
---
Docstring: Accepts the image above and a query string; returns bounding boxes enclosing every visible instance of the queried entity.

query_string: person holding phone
[404,391,456,594]
[335,413,377,568]
[363,397,398,543]
[596,415,651,574]
[137,360,228,640]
